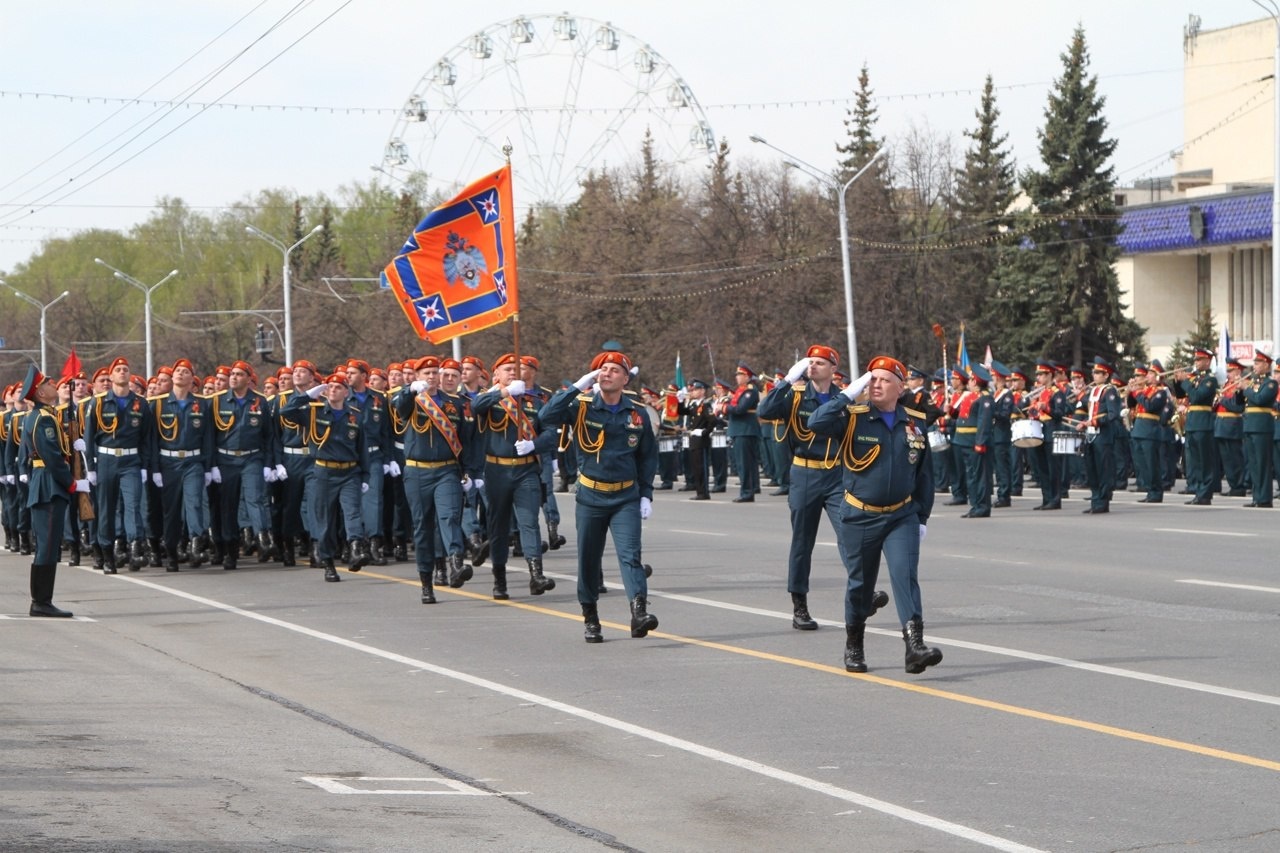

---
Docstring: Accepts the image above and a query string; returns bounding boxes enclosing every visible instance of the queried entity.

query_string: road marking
[1154,528,1256,538]
[668,528,727,536]
[102,572,1043,853]
[1178,579,1280,594]
[301,776,528,796]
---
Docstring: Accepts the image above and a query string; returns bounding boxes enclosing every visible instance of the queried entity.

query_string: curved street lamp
[245,224,324,367]
[0,279,70,375]
[93,259,179,378]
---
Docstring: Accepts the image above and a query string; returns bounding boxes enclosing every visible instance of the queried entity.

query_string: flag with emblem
[956,323,972,376]
[381,165,519,344]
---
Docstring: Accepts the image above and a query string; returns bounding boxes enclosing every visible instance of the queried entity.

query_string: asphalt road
[3,483,1279,852]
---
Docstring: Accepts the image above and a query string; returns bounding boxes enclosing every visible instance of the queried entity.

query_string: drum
[682,435,692,449]
[1052,431,1083,455]
[927,430,949,453]
[711,431,728,449]
[1011,419,1044,448]
[658,437,677,454]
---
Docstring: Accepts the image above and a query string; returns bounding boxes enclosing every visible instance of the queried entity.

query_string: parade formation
[6,337,1278,676]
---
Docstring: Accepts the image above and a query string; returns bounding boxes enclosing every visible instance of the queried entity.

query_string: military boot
[527,556,555,595]
[241,527,257,556]
[223,541,239,571]
[903,617,943,674]
[68,538,81,567]
[165,554,180,572]
[29,564,73,618]
[546,521,566,551]
[102,546,117,575]
[582,602,603,643]
[511,532,523,558]
[91,543,105,572]
[349,539,371,572]
[19,531,33,556]
[469,533,489,567]
[257,530,274,563]
[791,593,818,631]
[189,534,207,569]
[393,537,408,562]
[432,558,447,587]
[128,539,145,571]
[871,589,889,615]
[280,538,296,567]
[844,619,867,673]
[491,565,509,600]
[629,594,658,638]
[419,572,435,604]
[370,536,388,566]
[147,537,163,567]
[323,559,340,582]
[447,553,472,589]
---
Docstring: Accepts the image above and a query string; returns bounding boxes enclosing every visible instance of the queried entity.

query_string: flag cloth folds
[674,351,685,388]
[60,347,82,381]
[956,324,972,375]
[381,165,519,344]
[1215,325,1232,382]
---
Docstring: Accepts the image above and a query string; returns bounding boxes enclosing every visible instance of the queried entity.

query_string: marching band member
[1077,358,1122,514]
[951,364,994,518]
[1238,351,1278,507]
[1173,348,1218,505]
[726,363,761,503]
[1213,358,1248,497]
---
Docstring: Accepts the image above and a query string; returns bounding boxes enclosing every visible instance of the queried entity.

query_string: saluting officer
[151,358,215,571]
[1173,348,1219,505]
[19,365,89,617]
[808,357,941,675]
[1238,350,1278,507]
[393,356,483,602]
[285,372,372,581]
[759,345,889,631]
[540,349,658,643]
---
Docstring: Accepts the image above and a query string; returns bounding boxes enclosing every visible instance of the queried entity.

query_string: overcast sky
[0,1,1272,275]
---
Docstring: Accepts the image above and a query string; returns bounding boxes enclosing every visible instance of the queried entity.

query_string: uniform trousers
[1030,429,1063,506]
[786,464,847,595]
[280,452,318,541]
[31,495,69,565]
[312,465,365,561]
[540,455,560,525]
[1184,429,1215,501]
[1216,436,1245,492]
[159,457,208,553]
[732,433,760,498]
[403,463,464,571]
[958,445,992,515]
[1082,434,1115,511]
[1132,436,1162,501]
[575,486,644,605]
[359,457,386,540]
[1245,432,1274,504]
[215,454,270,545]
[484,461,542,567]
[992,439,1014,504]
[94,456,144,547]
[835,503,923,626]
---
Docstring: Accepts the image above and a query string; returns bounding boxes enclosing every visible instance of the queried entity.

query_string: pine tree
[1019,27,1146,367]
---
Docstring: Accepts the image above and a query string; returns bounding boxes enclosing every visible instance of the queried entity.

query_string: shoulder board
[213,389,228,399]
[147,394,167,402]
[93,390,108,398]
[792,382,807,392]
[55,402,68,412]
[309,401,325,408]
[348,405,361,414]
[251,389,269,400]
[849,404,870,414]
[576,393,594,403]
[903,406,926,419]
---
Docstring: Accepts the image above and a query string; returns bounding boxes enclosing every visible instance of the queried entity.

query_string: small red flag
[60,348,82,381]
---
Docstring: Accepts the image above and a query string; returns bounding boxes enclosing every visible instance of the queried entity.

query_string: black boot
[209,537,224,566]
[370,536,388,567]
[844,619,867,673]
[297,535,311,558]
[281,538,296,567]
[323,559,340,582]
[178,538,191,564]
[348,538,372,572]
[791,593,818,631]
[148,538,163,568]
[629,594,658,638]
[419,572,435,604]
[492,565,509,600]
[114,538,127,565]
[128,539,145,571]
[511,531,523,558]
[29,564,73,618]
[91,543,105,571]
[68,538,81,567]
[547,522,566,551]
[257,530,274,563]
[393,537,408,562]
[189,534,207,569]
[19,531,33,556]
[165,554,179,572]
[871,589,889,615]
[433,558,447,586]
[241,527,258,556]
[102,547,117,574]
[469,533,489,567]
[223,541,239,571]
[582,602,603,643]
[527,557,555,595]
[903,617,943,674]
[447,553,472,589]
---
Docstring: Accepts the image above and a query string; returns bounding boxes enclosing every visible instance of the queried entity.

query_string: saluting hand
[784,357,811,384]
[573,370,600,392]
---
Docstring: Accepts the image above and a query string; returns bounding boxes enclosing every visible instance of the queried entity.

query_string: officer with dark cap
[726,362,761,502]
[1076,357,1123,514]
[676,379,721,500]
[901,365,943,426]
[18,365,89,616]
[1026,359,1068,510]
[942,367,969,507]
[1173,348,1219,505]
[1237,350,1278,507]
[1128,363,1169,503]
[1213,358,1248,497]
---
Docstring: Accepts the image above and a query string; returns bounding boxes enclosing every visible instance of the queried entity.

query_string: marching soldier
[540,349,658,643]
[276,360,322,566]
[345,359,395,565]
[209,360,279,570]
[725,363,761,502]
[808,357,941,675]
[1173,348,1219,505]
[1077,358,1122,514]
[1238,351,1278,507]
[520,356,566,551]
[151,358,215,571]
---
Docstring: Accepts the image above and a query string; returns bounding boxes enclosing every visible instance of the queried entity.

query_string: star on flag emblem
[477,191,499,222]
[419,296,445,326]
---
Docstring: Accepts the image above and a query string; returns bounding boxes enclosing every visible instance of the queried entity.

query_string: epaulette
[309,400,325,408]
[849,404,870,414]
[147,394,167,402]
[792,382,807,391]
[55,402,68,412]
[903,406,926,419]
[576,393,594,403]
[348,404,362,414]
[93,390,108,398]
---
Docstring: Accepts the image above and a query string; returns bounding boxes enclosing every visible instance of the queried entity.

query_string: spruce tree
[1019,27,1145,367]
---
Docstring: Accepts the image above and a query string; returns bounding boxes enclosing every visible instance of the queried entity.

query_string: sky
[0,0,1274,276]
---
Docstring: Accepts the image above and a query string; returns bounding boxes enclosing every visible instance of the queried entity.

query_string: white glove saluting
[514,439,535,456]
[574,370,600,392]
[841,371,874,401]
[785,357,811,384]
[306,383,326,399]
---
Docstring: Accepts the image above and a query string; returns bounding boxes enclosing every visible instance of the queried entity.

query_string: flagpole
[503,143,520,378]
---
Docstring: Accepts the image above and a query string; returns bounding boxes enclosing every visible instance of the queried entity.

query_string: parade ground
[3,486,1278,852]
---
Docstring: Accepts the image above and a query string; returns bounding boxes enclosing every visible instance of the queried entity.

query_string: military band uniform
[1027,365,1068,510]
[1238,354,1278,507]
[1174,360,1219,505]
[1080,362,1123,514]
[726,370,761,502]
[989,378,1015,507]
[1213,373,1247,496]
[950,371,993,518]
[1128,373,1170,503]
[677,385,720,500]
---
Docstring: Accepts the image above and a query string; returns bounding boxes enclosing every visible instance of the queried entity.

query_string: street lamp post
[1,280,70,375]
[245,224,324,367]
[1257,0,1280,355]
[750,135,884,375]
[93,259,179,378]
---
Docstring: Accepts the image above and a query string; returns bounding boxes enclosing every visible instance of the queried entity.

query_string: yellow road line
[356,568,1280,773]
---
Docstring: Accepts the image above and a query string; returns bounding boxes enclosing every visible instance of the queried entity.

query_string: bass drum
[1011,419,1044,448]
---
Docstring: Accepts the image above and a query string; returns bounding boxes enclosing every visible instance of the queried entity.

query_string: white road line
[668,528,727,536]
[1153,528,1257,538]
[581,584,1280,709]
[1178,579,1280,594]
[105,573,1043,853]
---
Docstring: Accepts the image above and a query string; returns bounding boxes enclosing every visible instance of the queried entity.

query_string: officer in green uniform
[1173,348,1219,505]
[392,356,482,602]
[472,353,557,597]
[1128,364,1169,503]
[540,349,658,643]
[284,372,371,581]
[808,356,940,675]
[725,363,761,502]
[759,345,889,631]
[988,363,1015,508]
[18,366,88,617]
[953,364,994,518]
[1077,357,1123,514]
[1238,351,1278,507]
[1213,359,1248,496]
[151,358,215,571]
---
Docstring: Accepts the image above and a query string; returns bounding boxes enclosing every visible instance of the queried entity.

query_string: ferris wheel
[379,13,717,207]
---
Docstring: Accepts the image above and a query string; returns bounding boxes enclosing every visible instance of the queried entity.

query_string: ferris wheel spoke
[548,46,589,204]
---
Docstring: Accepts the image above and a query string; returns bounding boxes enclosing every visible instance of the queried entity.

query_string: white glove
[506,379,526,398]
[306,383,326,399]
[210,466,222,484]
[382,463,392,475]
[629,365,640,377]
[676,388,688,402]
[461,475,474,493]
[591,382,601,394]
[74,478,91,493]
[919,524,928,544]
[639,496,652,520]
[73,438,86,452]
[274,463,287,481]
[19,473,29,484]
[690,428,705,437]
[785,357,811,383]
[263,466,277,483]
[87,471,98,486]
[204,471,214,487]
[152,472,163,488]
[387,461,401,478]
[472,478,484,491]
[841,371,874,401]
[515,439,536,456]
[574,370,600,392]
[410,380,427,393]
[141,468,149,483]
[361,482,369,494]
